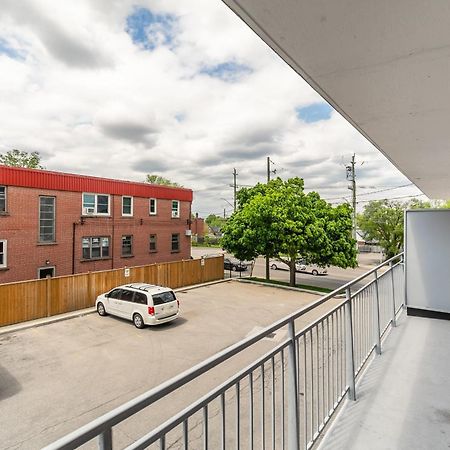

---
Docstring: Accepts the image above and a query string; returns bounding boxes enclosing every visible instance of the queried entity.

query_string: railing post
[373,270,382,355]
[345,288,356,401]
[389,261,397,327]
[99,428,112,450]
[287,320,300,450]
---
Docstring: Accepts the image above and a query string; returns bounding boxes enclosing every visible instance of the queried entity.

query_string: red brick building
[0,166,193,283]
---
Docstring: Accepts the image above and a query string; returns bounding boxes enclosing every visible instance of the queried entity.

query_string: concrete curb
[0,278,231,337]
[236,278,324,296]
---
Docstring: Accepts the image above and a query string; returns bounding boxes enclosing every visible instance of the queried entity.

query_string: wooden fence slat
[0,256,224,327]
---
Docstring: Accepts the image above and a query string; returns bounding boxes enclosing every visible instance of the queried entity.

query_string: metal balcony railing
[44,254,404,450]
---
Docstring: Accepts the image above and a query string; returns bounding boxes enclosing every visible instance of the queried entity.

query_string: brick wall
[0,186,191,283]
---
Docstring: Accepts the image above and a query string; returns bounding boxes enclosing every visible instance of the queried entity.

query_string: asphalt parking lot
[0,280,342,449]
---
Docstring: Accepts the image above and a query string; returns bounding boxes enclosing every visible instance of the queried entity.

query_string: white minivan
[95,283,179,328]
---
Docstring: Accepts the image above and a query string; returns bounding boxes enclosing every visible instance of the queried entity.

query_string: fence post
[46,275,52,317]
[287,320,300,450]
[373,271,382,355]
[390,262,397,327]
[87,271,92,305]
[345,288,356,401]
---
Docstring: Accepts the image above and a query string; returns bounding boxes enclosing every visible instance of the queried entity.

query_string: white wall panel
[405,210,450,313]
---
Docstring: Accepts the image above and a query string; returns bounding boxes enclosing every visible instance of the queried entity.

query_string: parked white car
[270,259,327,276]
[95,283,179,328]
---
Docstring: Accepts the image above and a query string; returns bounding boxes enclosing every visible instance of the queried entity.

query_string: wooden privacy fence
[0,256,224,327]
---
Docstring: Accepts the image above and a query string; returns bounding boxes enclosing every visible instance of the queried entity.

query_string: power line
[324,183,414,201]
[330,192,426,205]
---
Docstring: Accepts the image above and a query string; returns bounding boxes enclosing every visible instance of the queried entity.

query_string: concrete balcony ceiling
[222,0,450,198]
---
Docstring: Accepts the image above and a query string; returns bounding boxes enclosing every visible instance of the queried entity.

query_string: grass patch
[248,277,332,293]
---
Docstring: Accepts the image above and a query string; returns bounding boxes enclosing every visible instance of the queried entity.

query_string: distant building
[0,166,193,283]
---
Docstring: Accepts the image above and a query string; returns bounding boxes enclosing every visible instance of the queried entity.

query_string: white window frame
[0,186,6,213]
[171,200,180,218]
[82,193,111,216]
[122,196,133,217]
[149,198,157,215]
[0,240,7,268]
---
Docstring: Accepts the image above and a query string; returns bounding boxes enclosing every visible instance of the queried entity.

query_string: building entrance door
[38,267,55,279]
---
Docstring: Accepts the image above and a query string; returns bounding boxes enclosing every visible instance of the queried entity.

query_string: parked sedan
[224,258,248,271]
[270,259,327,276]
[296,259,328,276]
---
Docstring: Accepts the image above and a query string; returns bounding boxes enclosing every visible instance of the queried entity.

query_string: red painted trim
[0,165,193,201]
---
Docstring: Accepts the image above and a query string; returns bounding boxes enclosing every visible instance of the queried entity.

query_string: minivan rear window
[152,291,176,305]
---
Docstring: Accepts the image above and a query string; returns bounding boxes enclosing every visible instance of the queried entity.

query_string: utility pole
[265,157,276,280]
[346,154,357,242]
[223,208,226,219]
[233,168,238,212]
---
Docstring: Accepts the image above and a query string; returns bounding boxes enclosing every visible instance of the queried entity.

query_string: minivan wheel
[133,313,145,329]
[312,269,318,276]
[270,264,277,270]
[97,302,107,316]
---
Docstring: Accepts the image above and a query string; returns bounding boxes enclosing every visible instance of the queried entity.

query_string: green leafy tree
[205,214,227,230]
[222,177,357,286]
[145,174,181,187]
[0,149,44,169]
[357,199,432,258]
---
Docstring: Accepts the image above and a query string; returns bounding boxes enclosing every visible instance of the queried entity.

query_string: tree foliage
[145,174,182,187]
[0,149,44,169]
[357,200,404,258]
[205,214,227,230]
[222,177,357,286]
[357,198,443,258]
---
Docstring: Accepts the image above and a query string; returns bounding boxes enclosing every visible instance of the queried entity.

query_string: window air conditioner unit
[185,229,192,236]
[83,207,95,215]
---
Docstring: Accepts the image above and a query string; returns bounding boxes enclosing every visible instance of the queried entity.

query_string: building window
[0,240,6,268]
[82,193,110,215]
[171,233,180,252]
[149,234,157,252]
[172,200,180,218]
[149,198,157,215]
[122,196,133,216]
[39,196,56,242]
[82,237,110,260]
[0,186,6,213]
[122,235,133,256]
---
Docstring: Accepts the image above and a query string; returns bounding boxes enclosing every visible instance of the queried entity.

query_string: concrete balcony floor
[319,314,450,450]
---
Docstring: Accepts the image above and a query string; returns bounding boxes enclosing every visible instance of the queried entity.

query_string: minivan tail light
[148,306,155,316]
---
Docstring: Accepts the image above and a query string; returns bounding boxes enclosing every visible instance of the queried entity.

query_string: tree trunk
[265,255,270,281]
[289,261,296,287]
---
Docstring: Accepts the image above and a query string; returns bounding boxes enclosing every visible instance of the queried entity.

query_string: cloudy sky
[0,0,425,216]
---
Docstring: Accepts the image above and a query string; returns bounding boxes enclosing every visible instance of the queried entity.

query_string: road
[191,246,383,291]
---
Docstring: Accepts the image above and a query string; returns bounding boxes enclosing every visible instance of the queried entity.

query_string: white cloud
[0,0,423,217]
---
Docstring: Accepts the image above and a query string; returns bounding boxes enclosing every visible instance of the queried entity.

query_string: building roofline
[0,165,193,202]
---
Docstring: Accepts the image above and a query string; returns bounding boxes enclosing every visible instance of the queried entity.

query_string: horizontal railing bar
[350,278,376,299]
[306,386,349,450]
[294,300,347,339]
[126,340,290,449]
[45,253,403,450]
[354,344,377,378]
